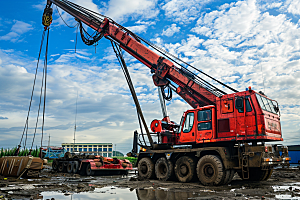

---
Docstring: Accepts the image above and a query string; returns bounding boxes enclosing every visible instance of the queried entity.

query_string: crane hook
[42,5,53,28]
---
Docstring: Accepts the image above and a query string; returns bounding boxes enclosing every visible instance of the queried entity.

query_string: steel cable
[17,29,46,154]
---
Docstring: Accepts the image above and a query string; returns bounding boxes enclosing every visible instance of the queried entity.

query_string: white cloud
[32,0,45,10]
[126,25,148,33]
[282,0,300,15]
[104,0,159,22]
[162,0,214,23]
[0,20,33,42]
[162,24,181,37]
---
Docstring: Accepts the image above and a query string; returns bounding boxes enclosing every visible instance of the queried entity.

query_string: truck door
[235,97,246,136]
[196,109,213,143]
[179,111,196,143]
[245,96,256,136]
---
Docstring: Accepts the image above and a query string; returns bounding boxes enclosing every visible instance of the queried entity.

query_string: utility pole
[114,144,117,156]
[47,134,50,158]
[73,91,78,152]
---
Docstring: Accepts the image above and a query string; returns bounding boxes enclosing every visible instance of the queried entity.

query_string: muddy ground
[0,165,299,200]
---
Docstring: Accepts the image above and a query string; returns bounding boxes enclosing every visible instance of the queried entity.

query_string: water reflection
[136,189,197,200]
[40,187,199,200]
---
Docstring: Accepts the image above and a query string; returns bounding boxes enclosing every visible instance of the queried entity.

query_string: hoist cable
[17,29,47,154]
[161,85,172,101]
[55,5,78,28]
[78,20,104,46]
[41,28,50,150]
[75,23,79,53]
[30,56,46,151]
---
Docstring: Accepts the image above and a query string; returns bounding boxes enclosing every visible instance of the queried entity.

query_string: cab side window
[245,97,252,112]
[198,110,212,130]
[235,97,244,113]
[183,113,194,133]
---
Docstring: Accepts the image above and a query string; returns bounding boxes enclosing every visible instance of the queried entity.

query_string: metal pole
[158,87,168,118]
[73,91,78,152]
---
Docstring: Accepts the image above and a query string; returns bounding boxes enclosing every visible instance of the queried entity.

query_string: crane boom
[45,0,237,108]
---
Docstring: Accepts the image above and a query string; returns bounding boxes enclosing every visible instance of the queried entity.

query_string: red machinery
[52,154,133,176]
[43,0,290,185]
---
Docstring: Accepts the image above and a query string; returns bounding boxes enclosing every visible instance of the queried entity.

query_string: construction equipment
[43,0,290,185]
[0,156,43,178]
[52,153,132,176]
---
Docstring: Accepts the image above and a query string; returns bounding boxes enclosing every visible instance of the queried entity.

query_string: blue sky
[0,0,300,154]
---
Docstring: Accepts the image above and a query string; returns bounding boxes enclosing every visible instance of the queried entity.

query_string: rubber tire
[138,157,155,179]
[262,169,273,181]
[52,160,58,171]
[73,161,79,174]
[197,155,224,186]
[86,163,94,176]
[238,168,268,181]
[57,162,65,173]
[226,169,235,184]
[174,156,196,183]
[220,169,231,185]
[66,162,73,173]
[155,157,174,181]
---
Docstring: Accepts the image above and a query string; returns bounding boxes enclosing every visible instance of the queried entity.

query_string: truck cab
[168,89,283,146]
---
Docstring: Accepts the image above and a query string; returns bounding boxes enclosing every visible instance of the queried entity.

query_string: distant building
[62,143,113,157]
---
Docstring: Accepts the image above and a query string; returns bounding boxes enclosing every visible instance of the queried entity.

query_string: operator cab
[174,89,282,145]
[177,105,215,144]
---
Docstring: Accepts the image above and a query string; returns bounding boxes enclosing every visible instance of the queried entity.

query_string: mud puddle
[41,186,137,200]
[41,187,208,200]
[1,167,300,200]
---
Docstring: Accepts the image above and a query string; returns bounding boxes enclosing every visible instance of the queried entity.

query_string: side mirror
[235,98,243,109]
[274,105,279,113]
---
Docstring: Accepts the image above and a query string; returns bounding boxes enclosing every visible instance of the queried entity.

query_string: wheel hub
[141,165,148,174]
[158,164,167,175]
[204,164,214,177]
[180,164,188,175]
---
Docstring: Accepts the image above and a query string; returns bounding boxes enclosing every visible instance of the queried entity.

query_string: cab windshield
[255,93,277,114]
[179,115,185,133]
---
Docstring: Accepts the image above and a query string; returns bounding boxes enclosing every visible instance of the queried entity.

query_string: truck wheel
[52,160,58,171]
[174,156,196,183]
[67,162,73,173]
[249,168,267,181]
[227,169,235,184]
[86,163,94,176]
[197,155,224,186]
[138,157,155,179]
[238,168,268,181]
[155,157,174,181]
[220,169,231,185]
[221,169,235,185]
[57,162,65,172]
[263,169,273,181]
[73,161,79,174]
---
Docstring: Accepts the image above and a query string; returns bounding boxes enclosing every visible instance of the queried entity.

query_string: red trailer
[52,153,132,176]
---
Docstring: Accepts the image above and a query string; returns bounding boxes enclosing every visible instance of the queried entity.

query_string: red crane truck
[43,0,290,185]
